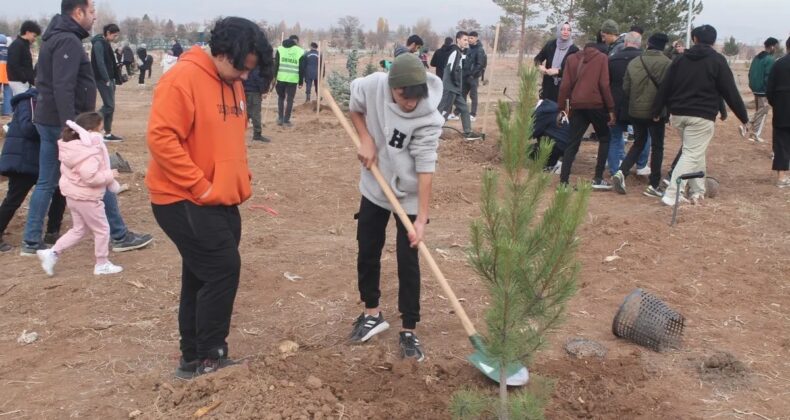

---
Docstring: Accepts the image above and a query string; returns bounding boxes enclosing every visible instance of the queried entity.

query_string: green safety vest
[276,45,304,83]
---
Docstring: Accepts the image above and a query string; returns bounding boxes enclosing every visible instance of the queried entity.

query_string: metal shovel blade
[467,336,530,386]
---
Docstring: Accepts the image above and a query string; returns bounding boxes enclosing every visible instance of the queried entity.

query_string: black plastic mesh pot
[612,289,685,352]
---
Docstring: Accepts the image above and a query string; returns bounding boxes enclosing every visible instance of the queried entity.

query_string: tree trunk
[499,366,509,420]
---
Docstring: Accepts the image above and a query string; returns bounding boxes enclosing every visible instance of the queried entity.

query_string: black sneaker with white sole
[111,231,153,252]
[20,241,50,257]
[399,331,425,362]
[591,178,613,191]
[195,357,239,376]
[175,357,201,379]
[349,312,390,343]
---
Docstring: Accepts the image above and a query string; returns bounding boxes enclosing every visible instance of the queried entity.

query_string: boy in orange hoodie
[146,17,273,379]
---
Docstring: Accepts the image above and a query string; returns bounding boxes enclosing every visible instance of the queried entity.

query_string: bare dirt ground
[0,56,788,419]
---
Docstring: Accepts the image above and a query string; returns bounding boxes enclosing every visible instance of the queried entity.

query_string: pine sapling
[463,67,591,419]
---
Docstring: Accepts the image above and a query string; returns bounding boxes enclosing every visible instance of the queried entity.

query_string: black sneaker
[252,134,271,143]
[349,312,390,343]
[175,357,201,380]
[104,133,124,142]
[463,131,483,141]
[20,242,50,257]
[111,231,153,252]
[0,239,12,253]
[399,331,425,362]
[195,357,238,376]
[43,231,61,245]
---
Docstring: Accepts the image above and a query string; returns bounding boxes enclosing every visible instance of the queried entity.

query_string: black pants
[561,108,611,184]
[620,120,666,188]
[773,126,790,171]
[0,173,65,237]
[96,81,116,133]
[356,197,420,329]
[152,201,242,361]
[138,64,151,84]
[529,140,563,169]
[276,82,297,123]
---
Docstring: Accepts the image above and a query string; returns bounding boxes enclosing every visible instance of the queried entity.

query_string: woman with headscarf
[534,22,579,102]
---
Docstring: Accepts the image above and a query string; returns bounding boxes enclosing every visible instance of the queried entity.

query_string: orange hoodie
[146,46,251,206]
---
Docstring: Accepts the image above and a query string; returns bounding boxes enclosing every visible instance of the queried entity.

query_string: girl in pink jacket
[37,112,123,276]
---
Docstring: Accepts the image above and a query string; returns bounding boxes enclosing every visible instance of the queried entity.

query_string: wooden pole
[316,40,322,115]
[481,23,501,135]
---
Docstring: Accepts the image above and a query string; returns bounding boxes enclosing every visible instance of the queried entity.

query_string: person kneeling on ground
[347,53,443,362]
[531,99,569,172]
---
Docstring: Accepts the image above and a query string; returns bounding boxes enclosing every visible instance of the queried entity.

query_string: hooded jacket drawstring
[220,79,227,121]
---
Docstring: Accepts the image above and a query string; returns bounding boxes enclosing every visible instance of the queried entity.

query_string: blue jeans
[608,122,628,176]
[1,84,13,115]
[24,124,128,245]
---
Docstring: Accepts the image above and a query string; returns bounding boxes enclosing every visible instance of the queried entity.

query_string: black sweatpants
[620,120,666,188]
[561,108,611,184]
[0,173,65,236]
[773,126,790,171]
[276,81,297,123]
[152,201,242,361]
[356,197,420,329]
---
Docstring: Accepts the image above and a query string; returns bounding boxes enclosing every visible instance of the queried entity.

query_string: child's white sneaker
[94,262,123,275]
[37,249,58,277]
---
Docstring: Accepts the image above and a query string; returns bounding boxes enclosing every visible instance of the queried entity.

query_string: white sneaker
[690,192,705,205]
[470,115,476,122]
[738,125,748,139]
[447,114,460,121]
[661,194,690,207]
[37,249,58,277]
[94,262,123,275]
[776,178,790,188]
[551,161,562,175]
[636,166,651,176]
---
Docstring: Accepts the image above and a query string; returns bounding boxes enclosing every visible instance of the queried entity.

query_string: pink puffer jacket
[58,120,120,201]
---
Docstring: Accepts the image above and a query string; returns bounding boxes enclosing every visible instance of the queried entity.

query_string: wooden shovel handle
[321,87,477,337]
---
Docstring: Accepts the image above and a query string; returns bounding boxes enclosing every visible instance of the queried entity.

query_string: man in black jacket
[652,25,749,206]
[7,21,42,96]
[243,67,271,142]
[607,31,642,177]
[91,23,123,141]
[430,37,453,80]
[22,0,152,255]
[767,36,790,187]
[463,31,487,119]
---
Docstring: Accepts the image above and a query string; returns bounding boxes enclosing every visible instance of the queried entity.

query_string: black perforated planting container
[612,289,685,352]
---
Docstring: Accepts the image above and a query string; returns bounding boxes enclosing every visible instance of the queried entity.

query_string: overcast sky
[5,0,788,45]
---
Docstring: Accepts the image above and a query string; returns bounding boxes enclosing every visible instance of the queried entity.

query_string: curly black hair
[209,17,274,80]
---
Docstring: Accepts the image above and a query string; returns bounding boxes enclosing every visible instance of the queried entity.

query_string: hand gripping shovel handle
[320,87,478,338]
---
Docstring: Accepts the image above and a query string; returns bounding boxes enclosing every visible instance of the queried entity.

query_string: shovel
[321,87,529,386]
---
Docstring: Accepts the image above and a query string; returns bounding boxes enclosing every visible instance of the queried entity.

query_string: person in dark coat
[534,22,579,102]
[137,44,153,85]
[531,99,569,170]
[767,36,790,187]
[242,67,271,143]
[607,31,642,176]
[0,89,65,252]
[171,39,183,58]
[121,42,135,75]
[429,37,453,80]
[7,20,42,95]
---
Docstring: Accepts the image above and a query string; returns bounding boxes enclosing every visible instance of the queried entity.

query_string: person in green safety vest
[270,35,305,127]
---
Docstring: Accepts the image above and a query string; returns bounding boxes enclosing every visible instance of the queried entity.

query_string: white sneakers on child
[94,262,123,275]
[37,249,58,277]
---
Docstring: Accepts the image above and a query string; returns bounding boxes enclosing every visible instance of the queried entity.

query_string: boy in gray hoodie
[347,54,444,362]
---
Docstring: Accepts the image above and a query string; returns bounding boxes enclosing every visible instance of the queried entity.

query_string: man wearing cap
[652,25,748,206]
[600,19,622,56]
[742,37,779,142]
[346,53,444,363]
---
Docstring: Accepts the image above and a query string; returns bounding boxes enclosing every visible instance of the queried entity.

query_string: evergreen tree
[327,50,359,108]
[723,36,740,57]
[453,67,590,419]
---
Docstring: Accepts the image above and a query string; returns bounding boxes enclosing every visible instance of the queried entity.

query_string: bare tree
[120,17,141,44]
[456,18,483,32]
[95,1,117,34]
[140,14,155,44]
[337,16,362,49]
[375,17,390,51]
[412,18,439,51]
[493,0,541,68]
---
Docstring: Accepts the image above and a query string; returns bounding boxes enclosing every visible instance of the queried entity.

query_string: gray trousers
[245,91,262,135]
[96,81,116,133]
[438,90,472,133]
[748,95,769,137]
[665,115,715,200]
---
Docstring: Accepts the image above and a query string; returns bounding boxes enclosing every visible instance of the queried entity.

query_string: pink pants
[53,198,110,265]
